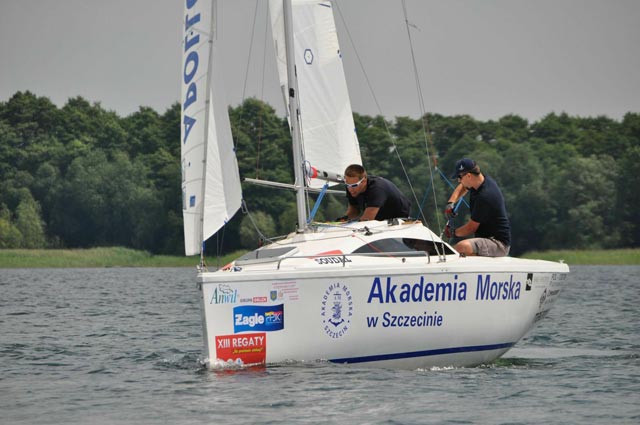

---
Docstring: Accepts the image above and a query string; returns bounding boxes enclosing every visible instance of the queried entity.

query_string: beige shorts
[469,237,510,257]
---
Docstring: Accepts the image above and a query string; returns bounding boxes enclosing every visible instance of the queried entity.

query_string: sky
[1,0,639,122]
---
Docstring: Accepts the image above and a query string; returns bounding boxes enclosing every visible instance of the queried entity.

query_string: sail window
[352,238,454,256]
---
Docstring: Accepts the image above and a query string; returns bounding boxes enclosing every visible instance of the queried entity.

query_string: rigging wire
[243,0,280,245]
[335,0,447,259]
[255,5,270,179]
[334,2,428,226]
[402,0,440,228]
[241,1,260,101]
[210,1,255,261]
[233,1,309,246]
[260,9,269,103]
[290,61,312,219]
[218,0,269,258]
[241,200,278,245]
[400,0,447,259]
[299,98,314,221]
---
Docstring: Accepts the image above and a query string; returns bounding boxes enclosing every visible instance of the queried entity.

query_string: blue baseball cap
[451,158,477,178]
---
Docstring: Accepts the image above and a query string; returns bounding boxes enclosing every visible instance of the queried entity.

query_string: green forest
[1,91,638,256]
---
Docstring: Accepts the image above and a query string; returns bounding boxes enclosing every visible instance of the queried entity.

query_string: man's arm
[359,207,380,221]
[345,204,360,220]
[454,219,479,237]
[448,183,468,204]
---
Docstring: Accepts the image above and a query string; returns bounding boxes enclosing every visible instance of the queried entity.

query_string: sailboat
[181,0,569,369]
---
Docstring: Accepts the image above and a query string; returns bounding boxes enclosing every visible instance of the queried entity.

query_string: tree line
[0,91,638,256]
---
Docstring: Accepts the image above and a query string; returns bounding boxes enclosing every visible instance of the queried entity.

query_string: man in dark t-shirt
[342,164,411,221]
[444,158,511,257]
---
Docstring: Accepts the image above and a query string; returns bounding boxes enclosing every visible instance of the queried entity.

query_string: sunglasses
[345,177,365,188]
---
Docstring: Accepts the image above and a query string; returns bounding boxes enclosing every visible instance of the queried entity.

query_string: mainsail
[181,0,242,256]
[269,0,362,188]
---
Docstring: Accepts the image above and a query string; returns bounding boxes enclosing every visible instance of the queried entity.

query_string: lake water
[1,266,638,424]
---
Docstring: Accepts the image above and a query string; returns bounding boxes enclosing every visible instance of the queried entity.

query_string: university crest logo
[320,282,353,339]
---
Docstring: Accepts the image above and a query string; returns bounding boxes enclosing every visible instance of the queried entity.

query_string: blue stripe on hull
[329,342,515,364]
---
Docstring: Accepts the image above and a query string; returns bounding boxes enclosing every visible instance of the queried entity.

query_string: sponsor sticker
[209,284,238,305]
[239,296,268,304]
[550,272,567,288]
[271,281,299,301]
[314,256,352,265]
[320,282,353,339]
[539,288,548,309]
[215,332,266,365]
[233,304,284,333]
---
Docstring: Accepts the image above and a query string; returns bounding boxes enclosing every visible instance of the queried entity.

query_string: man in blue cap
[444,158,511,256]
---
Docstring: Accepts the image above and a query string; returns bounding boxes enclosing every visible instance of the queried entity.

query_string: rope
[400,0,442,233]
[418,179,433,214]
[240,1,259,101]
[208,1,260,262]
[255,3,270,179]
[214,223,227,270]
[241,200,276,245]
[229,1,272,253]
[334,1,427,228]
[436,167,470,209]
[210,1,276,260]
[336,1,448,259]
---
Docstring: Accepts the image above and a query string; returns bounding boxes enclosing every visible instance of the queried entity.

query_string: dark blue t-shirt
[469,176,511,246]
[347,175,411,220]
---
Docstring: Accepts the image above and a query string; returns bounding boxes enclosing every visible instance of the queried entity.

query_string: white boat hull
[199,252,568,369]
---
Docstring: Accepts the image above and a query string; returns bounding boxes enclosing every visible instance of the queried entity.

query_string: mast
[283,0,308,232]
[197,0,217,264]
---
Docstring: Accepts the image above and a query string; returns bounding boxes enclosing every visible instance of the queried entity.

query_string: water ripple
[0,266,638,425]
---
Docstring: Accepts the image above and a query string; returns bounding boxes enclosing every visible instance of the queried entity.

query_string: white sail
[269,0,362,188]
[181,0,242,256]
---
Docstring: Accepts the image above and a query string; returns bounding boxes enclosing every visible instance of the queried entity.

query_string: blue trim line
[329,342,515,364]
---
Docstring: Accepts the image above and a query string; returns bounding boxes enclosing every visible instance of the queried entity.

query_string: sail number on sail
[182,0,201,145]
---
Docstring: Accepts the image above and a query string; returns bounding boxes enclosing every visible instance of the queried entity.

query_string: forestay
[269,0,362,188]
[181,0,242,256]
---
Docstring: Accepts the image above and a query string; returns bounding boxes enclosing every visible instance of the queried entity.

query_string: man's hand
[444,224,455,239]
[444,202,457,219]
